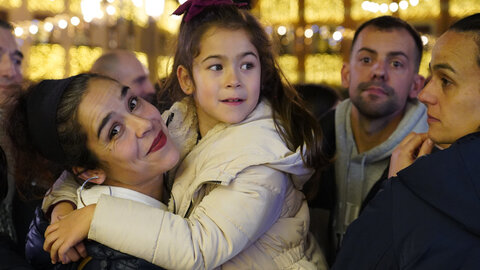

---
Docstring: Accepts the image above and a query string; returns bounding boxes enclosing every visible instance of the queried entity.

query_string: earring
[79,176,99,207]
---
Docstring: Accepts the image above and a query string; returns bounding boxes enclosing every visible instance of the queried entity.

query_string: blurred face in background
[0,26,22,103]
[117,53,156,104]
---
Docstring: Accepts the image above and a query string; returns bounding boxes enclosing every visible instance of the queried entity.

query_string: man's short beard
[352,97,399,119]
[350,82,400,119]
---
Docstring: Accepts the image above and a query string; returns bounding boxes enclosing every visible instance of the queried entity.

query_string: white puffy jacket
[44,98,327,270]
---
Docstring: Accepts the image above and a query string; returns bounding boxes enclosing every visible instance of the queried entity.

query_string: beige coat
[44,99,327,269]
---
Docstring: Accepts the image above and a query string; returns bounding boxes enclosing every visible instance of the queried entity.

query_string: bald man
[91,50,156,104]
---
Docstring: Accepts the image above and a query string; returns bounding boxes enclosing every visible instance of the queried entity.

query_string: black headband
[26,76,77,164]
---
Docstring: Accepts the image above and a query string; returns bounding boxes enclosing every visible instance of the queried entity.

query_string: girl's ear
[72,167,106,185]
[177,65,194,95]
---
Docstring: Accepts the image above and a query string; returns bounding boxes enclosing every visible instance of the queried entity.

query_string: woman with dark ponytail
[9,74,178,269]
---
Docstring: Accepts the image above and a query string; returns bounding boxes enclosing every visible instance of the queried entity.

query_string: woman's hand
[389,132,434,178]
[44,204,96,264]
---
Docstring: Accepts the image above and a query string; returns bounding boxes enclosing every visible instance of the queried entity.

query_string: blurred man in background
[0,18,33,269]
[91,50,156,104]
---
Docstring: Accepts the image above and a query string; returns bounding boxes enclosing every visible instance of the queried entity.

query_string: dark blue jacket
[26,207,165,270]
[333,132,480,269]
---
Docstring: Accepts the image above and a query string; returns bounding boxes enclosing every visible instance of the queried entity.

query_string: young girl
[43,1,328,269]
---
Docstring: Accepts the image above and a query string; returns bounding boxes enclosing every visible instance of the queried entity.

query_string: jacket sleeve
[24,207,52,269]
[41,171,79,213]
[89,165,287,270]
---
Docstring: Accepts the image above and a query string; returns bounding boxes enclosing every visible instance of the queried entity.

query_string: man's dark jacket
[308,109,389,264]
[333,132,480,269]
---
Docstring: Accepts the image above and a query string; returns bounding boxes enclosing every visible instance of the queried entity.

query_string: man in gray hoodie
[310,16,428,264]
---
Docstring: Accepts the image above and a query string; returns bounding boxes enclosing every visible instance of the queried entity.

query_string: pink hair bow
[172,0,247,22]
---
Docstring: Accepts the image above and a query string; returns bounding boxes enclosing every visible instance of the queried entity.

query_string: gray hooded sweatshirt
[333,98,428,240]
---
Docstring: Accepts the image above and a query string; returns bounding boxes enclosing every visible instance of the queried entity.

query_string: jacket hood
[163,97,312,189]
[398,132,480,236]
[336,99,428,164]
[162,97,198,164]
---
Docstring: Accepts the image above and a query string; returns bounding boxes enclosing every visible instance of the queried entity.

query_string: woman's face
[418,31,480,145]
[77,78,179,194]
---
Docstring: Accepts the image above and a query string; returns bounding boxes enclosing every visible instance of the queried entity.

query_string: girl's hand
[44,204,96,264]
[50,201,87,263]
[389,132,434,178]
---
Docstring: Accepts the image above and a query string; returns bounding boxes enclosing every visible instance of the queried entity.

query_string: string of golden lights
[2,0,478,85]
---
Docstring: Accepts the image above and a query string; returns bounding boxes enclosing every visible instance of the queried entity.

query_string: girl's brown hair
[163,5,327,170]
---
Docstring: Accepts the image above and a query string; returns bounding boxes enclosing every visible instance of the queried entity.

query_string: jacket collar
[398,131,480,236]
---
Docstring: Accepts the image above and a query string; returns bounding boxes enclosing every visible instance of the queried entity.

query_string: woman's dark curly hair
[6,74,111,198]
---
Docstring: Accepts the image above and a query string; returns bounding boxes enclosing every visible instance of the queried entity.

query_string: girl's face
[179,27,261,136]
[77,78,179,197]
